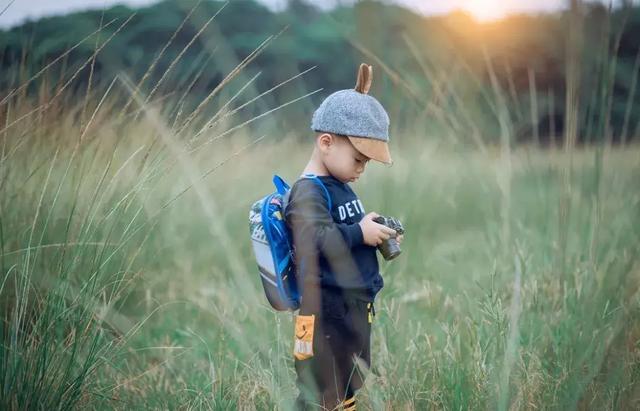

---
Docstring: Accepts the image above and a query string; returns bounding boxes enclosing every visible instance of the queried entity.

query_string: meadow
[1,3,640,409]
[1,79,639,409]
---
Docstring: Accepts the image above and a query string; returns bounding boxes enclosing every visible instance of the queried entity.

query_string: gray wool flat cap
[310,89,390,141]
[310,64,393,164]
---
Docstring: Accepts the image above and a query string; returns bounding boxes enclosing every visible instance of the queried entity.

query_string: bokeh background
[0,0,639,409]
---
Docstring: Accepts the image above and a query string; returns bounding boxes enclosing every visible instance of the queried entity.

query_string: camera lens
[379,238,402,260]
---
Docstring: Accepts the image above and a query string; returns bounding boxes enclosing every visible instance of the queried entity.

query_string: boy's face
[318,133,370,183]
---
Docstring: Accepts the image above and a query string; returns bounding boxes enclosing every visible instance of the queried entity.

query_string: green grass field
[1,84,639,409]
[1,4,639,404]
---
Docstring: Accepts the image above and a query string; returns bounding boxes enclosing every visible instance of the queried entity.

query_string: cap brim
[348,136,393,165]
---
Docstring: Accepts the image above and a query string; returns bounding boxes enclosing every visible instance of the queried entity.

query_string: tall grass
[0,5,313,408]
[1,2,640,410]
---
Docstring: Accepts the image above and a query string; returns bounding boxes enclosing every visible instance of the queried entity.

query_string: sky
[0,0,630,29]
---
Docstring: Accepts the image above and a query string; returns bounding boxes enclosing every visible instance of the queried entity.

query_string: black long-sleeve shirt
[284,175,383,310]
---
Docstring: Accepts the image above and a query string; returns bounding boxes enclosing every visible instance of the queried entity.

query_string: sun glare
[462,0,509,22]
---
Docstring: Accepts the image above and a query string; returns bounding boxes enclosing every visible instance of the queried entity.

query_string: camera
[372,215,405,261]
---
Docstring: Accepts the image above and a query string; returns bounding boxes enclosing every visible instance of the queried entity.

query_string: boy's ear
[317,133,334,149]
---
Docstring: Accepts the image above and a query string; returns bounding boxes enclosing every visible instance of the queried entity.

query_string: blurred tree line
[1,0,639,145]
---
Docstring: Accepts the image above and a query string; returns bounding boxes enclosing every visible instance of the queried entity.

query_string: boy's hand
[359,212,397,247]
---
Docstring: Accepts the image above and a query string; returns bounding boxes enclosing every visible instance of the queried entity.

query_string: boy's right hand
[359,212,397,247]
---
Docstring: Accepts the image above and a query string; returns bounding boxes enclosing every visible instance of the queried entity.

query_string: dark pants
[294,288,375,410]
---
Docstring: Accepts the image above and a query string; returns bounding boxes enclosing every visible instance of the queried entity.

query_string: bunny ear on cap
[354,63,372,94]
[349,63,393,164]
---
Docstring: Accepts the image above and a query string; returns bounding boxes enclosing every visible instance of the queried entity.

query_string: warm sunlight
[462,0,510,21]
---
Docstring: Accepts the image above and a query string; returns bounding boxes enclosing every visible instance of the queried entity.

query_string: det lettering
[338,199,365,221]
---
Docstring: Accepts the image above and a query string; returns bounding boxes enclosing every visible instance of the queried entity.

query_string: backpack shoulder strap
[300,173,332,210]
[272,175,290,195]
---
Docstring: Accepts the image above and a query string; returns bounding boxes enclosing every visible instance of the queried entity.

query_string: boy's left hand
[396,234,404,244]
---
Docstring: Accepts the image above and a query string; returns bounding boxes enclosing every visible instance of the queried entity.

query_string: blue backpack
[249,174,331,311]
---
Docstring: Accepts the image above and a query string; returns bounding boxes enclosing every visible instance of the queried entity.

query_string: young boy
[284,64,403,410]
